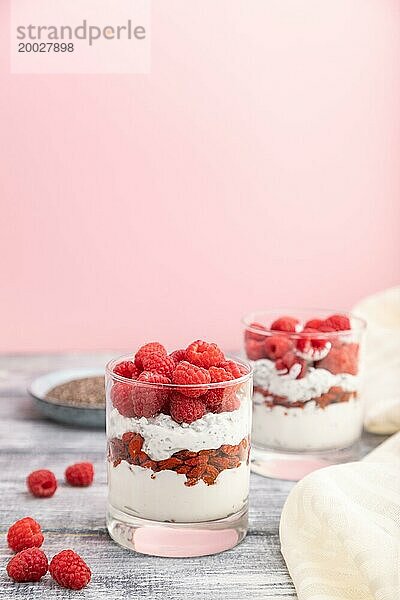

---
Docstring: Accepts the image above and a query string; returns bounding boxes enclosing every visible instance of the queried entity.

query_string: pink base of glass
[250,443,362,481]
[107,504,248,557]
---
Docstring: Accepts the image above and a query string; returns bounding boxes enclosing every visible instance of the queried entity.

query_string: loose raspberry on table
[324,314,351,331]
[142,353,175,378]
[275,352,307,379]
[219,360,247,379]
[7,517,44,552]
[172,361,211,397]
[65,462,94,487]
[27,469,57,498]
[245,339,266,360]
[271,316,300,332]
[110,382,135,417]
[131,371,170,417]
[7,548,48,582]
[170,393,206,423]
[49,550,91,590]
[185,340,225,368]
[316,342,359,375]
[264,335,293,360]
[169,349,187,364]
[244,322,267,342]
[134,342,167,370]
[113,360,140,379]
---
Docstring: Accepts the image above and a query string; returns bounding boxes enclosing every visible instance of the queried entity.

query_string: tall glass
[242,309,366,480]
[106,355,253,557]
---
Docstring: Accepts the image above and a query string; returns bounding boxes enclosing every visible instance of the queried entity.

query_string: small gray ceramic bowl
[28,368,105,429]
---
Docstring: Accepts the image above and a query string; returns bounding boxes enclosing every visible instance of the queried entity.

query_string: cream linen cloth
[280,433,400,599]
[354,286,400,434]
[279,287,400,599]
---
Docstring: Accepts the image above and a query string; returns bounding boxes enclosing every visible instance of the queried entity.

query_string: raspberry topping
[316,342,359,375]
[245,339,266,360]
[324,314,351,331]
[294,328,333,362]
[142,353,175,378]
[131,371,170,417]
[110,382,135,417]
[7,548,48,582]
[275,352,307,379]
[208,366,234,383]
[244,322,267,342]
[26,469,57,498]
[270,316,300,332]
[172,361,211,397]
[170,393,206,423]
[7,517,44,552]
[264,335,293,360]
[49,549,91,590]
[169,349,187,364]
[304,318,324,330]
[113,360,140,379]
[65,462,94,487]
[134,342,167,369]
[219,360,247,378]
[185,340,225,368]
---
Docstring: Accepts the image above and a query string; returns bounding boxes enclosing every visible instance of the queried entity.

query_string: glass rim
[106,354,253,389]
[242,307,367,339]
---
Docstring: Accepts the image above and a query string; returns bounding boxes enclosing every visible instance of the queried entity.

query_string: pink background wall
[1,0,399,353]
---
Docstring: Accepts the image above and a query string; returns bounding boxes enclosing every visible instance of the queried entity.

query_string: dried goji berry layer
[254,385,357,409]
[108,433,249,487]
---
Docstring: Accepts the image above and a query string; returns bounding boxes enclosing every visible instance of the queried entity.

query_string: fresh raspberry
[65,462,94,487]
[26,469,57,498]
[316,343,359,375]
[113,360,140,379]
[169,349,187,364]
[7,517,44,552]
[110,382,135,417]
[134,342,167,369]
[295,328,333,362]
[169,393,206,423]
[49,550,91,590]
[142,353,175,378]
[131,371,170,417]
[304,318,324,329]
[219,392,240,413]
[244,322,267,342]
[7,548,48,582]
[172,361,211,397]
[204,386,239,413]
[271,316,300,332]
[137,371,171,384]
[208,366,234,383]
[245,339,266,360]
[324,314,351,331]
[275,352,307,379]
[185,340,225,368]
[264,335,293,360]
[219,360,247,378]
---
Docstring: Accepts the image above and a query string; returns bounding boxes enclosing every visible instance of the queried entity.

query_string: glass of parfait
[242,310,366,481]
[106,341,253,557]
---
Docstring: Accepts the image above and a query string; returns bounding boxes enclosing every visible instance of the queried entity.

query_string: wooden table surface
[0,353,385,600]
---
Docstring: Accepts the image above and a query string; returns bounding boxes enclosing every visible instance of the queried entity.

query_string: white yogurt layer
[108,392,251,461]
[252,393,364,451]
[252,359,358,403]
[108,460,249,522]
